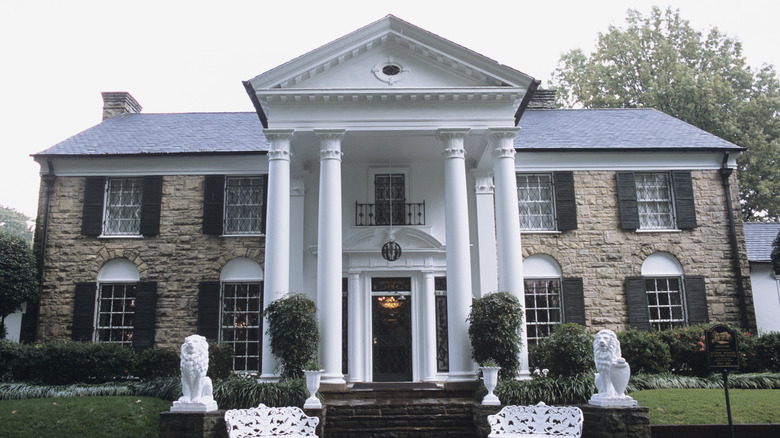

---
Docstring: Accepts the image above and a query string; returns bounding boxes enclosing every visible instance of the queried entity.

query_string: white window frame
[642,252,687,330]
[516,173,556,231]
[220,258,264,373]
[223,176,266,236]
[103,177,143,236]
[94,258,140,345]
[635,172,676,230]
[523,254,563,343]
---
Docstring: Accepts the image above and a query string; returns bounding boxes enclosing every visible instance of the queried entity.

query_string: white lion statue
[588,329,636,407]
[171,334,218,412]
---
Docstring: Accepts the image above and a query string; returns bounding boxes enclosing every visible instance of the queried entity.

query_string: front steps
[322,383,481,438]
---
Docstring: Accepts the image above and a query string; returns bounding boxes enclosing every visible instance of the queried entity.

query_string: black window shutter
[72,282,97,341]
[81,177,106,236]
[561,277,585,325]
[554,172,578,231]
[616,172,639,230]
[203,175,225,235]
[672,171,697,229]
[684,276,708,325]
[198,281,221,341]
[139,176,163,236]
[625,276,651,331]
[133,282,157,352]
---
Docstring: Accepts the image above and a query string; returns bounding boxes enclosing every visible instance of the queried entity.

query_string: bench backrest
[224,404,320,438]
[488,402,583,437]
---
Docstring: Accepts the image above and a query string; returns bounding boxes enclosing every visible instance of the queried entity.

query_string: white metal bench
[488,402,583,438]
[224,404,319,438]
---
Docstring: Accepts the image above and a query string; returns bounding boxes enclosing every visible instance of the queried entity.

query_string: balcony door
[375,174,406,226]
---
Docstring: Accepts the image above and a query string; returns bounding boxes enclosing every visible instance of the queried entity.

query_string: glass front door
[371,277,412,382]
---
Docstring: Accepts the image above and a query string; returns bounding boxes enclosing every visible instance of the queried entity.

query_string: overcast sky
[2,0,779,218]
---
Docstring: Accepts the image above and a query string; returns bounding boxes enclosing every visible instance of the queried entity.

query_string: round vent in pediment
[373,58,409,85]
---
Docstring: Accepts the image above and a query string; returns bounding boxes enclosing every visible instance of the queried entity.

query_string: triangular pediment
[247,15,535,92]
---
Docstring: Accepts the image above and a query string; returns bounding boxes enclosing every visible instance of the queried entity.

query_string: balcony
[355,202,425,226]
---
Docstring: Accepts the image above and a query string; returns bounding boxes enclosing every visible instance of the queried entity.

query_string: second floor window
[104,178,144,236]
[517,174,555,231]
[635,173,674,230]
[224,176,266,235]
[375,174,406,226]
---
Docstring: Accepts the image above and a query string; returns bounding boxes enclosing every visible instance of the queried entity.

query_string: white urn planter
[480,366,501,406]
[303,370,324,409]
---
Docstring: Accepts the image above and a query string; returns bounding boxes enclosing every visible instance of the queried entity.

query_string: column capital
[436,128,470,142]
[472,169,495,194]
[489,127,520,159]
[315,129,345,161]
[437,128,470,159]
[264,129,294,161]
[314,128,346,141]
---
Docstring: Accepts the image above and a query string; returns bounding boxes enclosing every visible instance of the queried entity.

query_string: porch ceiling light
[381,240,402,262]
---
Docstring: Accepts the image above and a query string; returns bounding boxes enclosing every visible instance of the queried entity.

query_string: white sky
[1,0,778,218]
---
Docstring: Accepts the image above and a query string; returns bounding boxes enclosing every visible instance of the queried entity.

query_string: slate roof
[36,107,742,157]
[36,112,268,156]
[514,109,743,151]
[744,222,780,262]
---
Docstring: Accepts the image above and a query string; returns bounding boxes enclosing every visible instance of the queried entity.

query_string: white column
[490,127,530,378]
[289,174,306,294]
[437,128,476,383]
[347,272,364,382]
[472,169,498,295]
[422,271,438,381]
[315,129,346,386]
[261,129,294,381]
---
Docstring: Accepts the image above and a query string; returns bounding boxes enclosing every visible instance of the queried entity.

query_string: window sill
[98,234,144,239]
[221,234,266,237]
[635,229,681,233]
[520,230,561,235]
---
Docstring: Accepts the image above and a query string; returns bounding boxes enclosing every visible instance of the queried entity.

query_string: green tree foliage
[530,323,594,377]
[261,293,319,379]
[0,206,33,243]
[772,230,780,276]
[468,291,524,379]
[552,6,780,220]
[0,232,39,338]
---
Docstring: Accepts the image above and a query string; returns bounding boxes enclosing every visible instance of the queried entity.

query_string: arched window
[641,253,685,331]
[523,255,563,343]
[94,258,140,345]
[219,258,263,372]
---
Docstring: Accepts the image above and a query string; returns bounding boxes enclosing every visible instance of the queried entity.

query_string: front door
[372,277,412,381]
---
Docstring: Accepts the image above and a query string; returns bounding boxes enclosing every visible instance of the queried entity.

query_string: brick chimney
[101,91,142,120]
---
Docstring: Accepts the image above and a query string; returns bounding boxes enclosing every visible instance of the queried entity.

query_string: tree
[772,230,780,276]
[0,206,33,243]
[552,6,780,221]
[0,232,39,338]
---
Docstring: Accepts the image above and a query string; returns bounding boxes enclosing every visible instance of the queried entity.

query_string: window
[617,171,696,231]
[516,172,577,232]
[375,174,406,226]
[72,258,157,351]
[81,176,162,237]
[626,252,708,331]
[104,178,143,235]
[95,283,136,345]
[203,175,268,235]
[523,254,585,344]
[198,258,264,373]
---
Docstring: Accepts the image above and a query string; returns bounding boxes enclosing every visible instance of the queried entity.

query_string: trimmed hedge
[530,323,594,377]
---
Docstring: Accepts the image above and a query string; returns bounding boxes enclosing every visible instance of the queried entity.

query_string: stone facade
[35,174,266,348]
[521,169,754,332]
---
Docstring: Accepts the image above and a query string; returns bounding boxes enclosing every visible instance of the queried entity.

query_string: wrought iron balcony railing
[355,201,425,226]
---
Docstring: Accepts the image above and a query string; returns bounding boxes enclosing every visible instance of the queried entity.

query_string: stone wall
[521,170,754,332]
[35,175,266,348]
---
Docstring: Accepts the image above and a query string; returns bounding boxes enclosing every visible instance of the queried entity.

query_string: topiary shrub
[531,323,593,377]
[468,291,523,379]
[135,347,180,380]
[0,339,24,382]
[617,329,671,374]
[208,341,235,380]
[262,293,319,379]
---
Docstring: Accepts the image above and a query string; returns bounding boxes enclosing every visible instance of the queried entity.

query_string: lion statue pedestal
[171,334,219,412]
[588,329,637,407]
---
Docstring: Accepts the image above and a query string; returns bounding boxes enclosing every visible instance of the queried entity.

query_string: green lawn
[633,389,780,424]
[0,396,170,438]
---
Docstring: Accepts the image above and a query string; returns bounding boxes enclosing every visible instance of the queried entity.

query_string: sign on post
[706,324,740,370]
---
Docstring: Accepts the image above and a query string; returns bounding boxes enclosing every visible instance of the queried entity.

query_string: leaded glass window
[645,277,685,331]
[375,174,405,226]
[95,283,136,345]
[224,177,265,235]
[104,178,143,235]
[220,283,262,372]
[517,174,555,231]
[524,279,562,343]
[636,173,675,230]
